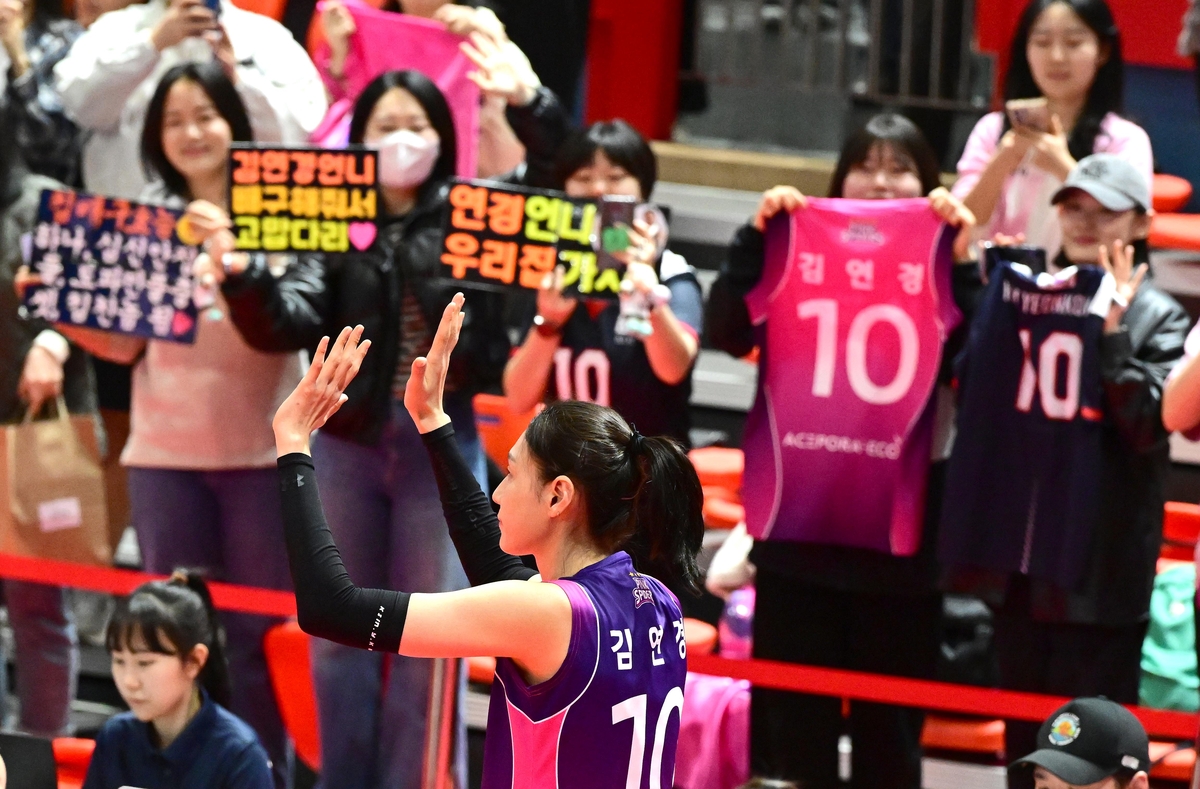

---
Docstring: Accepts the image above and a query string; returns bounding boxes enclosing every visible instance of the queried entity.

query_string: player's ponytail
[523,401,704,593]
[106,569,232,707]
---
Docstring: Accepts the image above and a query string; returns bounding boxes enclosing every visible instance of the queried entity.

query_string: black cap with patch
[1010,698,1150,784]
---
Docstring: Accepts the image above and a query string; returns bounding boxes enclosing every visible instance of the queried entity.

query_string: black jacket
[945,281,1190,624]
[219,89,574,447]
[706,222,986,596]
[221,182,511,446]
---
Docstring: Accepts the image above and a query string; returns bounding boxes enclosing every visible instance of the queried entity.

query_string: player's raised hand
[405,293,465,434]
[753,186,807,231]
[273,326,370,455]
[1099,239,1147,333]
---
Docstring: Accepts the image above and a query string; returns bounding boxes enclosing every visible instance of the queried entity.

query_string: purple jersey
[481,552,687,789]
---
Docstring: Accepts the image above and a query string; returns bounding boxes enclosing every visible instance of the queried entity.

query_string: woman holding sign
[50,62,301,786]
[501,120,704,446]
[706,113,977,789]
[217,69,510,789]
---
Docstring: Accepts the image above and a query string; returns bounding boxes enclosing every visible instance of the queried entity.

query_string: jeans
[0,582,78,736]
[128,466,293,789]
[310,397,480,789]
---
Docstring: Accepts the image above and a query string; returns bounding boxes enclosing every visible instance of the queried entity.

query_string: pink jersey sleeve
[952,112,1005,200]
[1168,322,1200,441]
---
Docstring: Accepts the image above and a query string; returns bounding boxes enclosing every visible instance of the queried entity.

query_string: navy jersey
[938,262,1114,588]
[523,251,703,444]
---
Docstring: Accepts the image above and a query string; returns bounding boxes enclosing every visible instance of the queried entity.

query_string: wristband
[533,314,562,338]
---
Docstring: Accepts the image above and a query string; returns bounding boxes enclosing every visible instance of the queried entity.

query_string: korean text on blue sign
[20,190,200,343]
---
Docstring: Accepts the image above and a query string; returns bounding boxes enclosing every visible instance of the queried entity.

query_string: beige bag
[1,397,111,565]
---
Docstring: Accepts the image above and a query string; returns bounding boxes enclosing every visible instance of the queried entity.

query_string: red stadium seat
[264,621,322,771]
[920,715,1005,756]
[1153,174,1194,213]
[1150,213,1200,252]
[53,737,95,789]
[1162,501,1200,561]
[684,618,718,656]
[468,655,497,685]
[1150,741,1196,782]
[703,496,745,530]
[474,394,538,474]
[688,447,744,494]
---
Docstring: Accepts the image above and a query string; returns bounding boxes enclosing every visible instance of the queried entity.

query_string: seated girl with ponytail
[82,573,272,789]
[272,293,705,789]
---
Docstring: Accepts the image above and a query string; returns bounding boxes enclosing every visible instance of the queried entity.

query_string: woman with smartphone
[953,0,1150,260]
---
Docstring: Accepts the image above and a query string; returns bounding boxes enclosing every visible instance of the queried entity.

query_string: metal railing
[677,0,994,153]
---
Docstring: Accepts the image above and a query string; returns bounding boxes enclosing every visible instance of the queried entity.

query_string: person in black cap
[939,152,1189,789]
[1012,697,1150,789]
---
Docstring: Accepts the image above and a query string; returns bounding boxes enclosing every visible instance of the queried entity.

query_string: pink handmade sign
[312,2,480,178]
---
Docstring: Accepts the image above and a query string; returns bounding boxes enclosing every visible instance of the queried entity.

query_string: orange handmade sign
[440,180,624,299]
[229,145,379,253]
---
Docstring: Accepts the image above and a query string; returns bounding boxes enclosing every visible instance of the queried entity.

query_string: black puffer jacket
[221,181,510,446]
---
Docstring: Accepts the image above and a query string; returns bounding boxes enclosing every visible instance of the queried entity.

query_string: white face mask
[376,129,440,189]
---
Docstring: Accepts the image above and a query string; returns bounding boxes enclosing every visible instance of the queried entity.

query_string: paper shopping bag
[2,397,111,566]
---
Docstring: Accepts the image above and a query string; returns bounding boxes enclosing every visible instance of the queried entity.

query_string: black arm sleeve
[421,423,538,586]
[277,453,409,652]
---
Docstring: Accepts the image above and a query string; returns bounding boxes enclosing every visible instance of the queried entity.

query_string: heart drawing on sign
[171,310,195,338]
[348,222,377,251]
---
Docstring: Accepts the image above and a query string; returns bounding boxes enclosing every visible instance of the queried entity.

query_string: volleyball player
[271,293,704,788]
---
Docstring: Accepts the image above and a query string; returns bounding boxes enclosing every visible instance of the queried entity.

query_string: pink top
[1168,322,1200,442]
[952,111,1153,260]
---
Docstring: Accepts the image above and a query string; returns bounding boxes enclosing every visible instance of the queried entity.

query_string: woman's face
[491,436,563,557]
[362,87,440,148]
[564,150,644,201]
[111,635,205,724]
[840,142,924,200]
[161,79,233,188]
[1026,2,1105,105]
[1057,189,1149,264]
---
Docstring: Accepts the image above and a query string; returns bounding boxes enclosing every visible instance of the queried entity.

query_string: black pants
[750,569,942,789]
[993,604,1147,789]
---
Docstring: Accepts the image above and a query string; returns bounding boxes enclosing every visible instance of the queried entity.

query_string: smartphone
[596,196,637,256]
[981,242,1047,282]
[1005,97,1050,134]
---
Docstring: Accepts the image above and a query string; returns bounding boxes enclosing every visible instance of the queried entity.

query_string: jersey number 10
[611,688,684,789]
[797,299,920,406]
[1016,330,1083,420]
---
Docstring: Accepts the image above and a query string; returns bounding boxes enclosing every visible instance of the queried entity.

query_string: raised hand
[927,187,976,260]
[460,32,540,107]
[1098,239,1147,333]
[404,293,465,433]
[753,186,807,231]
[150,0,216,51]
[273,326,370,455]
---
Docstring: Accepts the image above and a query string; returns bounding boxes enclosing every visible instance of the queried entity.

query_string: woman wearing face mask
[948,154,1187,789]
[46,62,302,788]
[216,69,510,789]
[953,0,1149,260]
[83,571,272,789]
[705,113,978,789]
